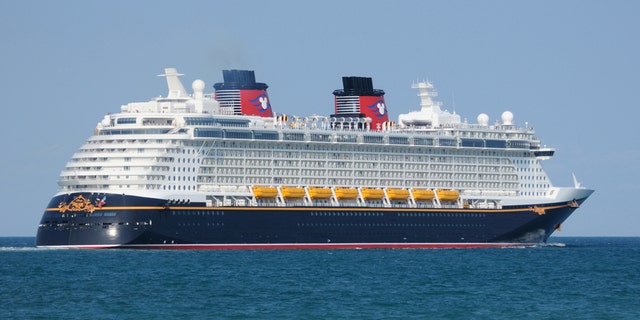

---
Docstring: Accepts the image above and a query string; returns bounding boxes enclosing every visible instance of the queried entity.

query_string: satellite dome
[501,111,514,125]
[477,113,489,126]
[192,79,205,93]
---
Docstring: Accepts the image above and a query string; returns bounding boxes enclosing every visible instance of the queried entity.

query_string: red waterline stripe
[100,242,535,250]
[38,243,536,250]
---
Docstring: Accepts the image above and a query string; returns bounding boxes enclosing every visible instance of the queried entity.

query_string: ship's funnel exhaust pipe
[332,76,388,130]
[213,70,273,117]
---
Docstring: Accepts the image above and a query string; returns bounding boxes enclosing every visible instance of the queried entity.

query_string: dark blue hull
[36,193,587,249]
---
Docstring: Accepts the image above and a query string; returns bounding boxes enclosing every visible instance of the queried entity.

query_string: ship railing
[393,122,535,133]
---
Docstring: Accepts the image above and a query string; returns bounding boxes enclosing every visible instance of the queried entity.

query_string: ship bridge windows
[99,129,170,135]
[117,117,137,124]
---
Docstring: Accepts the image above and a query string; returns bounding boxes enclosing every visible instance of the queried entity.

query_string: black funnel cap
[214,70,268,91]
[333,76,384,97]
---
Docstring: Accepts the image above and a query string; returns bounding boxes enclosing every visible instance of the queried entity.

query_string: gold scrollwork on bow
[58,195,97,213]
[530,206,546,215]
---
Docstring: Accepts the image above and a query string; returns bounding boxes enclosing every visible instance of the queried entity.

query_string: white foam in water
[538,242,567,248]
[0,246,43,251]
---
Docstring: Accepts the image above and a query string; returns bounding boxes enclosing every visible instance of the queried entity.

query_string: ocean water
[1,237,638,319]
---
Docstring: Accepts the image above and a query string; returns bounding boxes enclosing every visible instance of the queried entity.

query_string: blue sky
[1,0,638,236]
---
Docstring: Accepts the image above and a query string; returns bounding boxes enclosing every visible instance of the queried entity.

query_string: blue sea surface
[1,237,638,319]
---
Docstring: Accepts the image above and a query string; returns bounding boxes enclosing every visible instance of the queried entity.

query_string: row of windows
[177,222,224,227]
[397,212,486,218]
[87,137,536,161]
[283,132,305,141]
[204,167,517,181]
[458,130,532,140]
[189,128,535,150]
[207,161,516,175]
[165,185,196,191]
[336,135,358,143]
[39,220,149,227]
[206,140,534,157]
[171,211,225,216]
[297,223,486,228]
[99,129,169,135]
[310,134,332,142]
[117,117,137,124]
[184,117,250,127]
[310,211,384,217]
[205,156,513,169]
[522,191,548,196]
[205,147,518,164]
[308,211,487,218]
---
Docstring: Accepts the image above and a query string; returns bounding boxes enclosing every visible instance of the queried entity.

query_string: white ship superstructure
[57,68,586,211]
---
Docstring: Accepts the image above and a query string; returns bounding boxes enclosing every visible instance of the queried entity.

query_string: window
[224,130,252,139]
[194,128,223,138]
[310,134,331,142]
[363,135,383,144]
[389,136,409,145]
[117,117,137,124]
[253,131,279,140]
[283,132,305,141]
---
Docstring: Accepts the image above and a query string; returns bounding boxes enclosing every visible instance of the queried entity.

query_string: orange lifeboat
[253,186,278,199]
[362,188,384,200]
[387,188,410,200]
[335,188,358,200]
[412,189,435,201]
[437,190,459,202]
[281,186,305,199]
[308,187,332,199]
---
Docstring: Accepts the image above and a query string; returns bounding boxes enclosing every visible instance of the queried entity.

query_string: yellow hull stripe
[46,203,571,214]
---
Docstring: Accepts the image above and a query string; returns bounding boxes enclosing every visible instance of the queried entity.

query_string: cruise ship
[36,68,593,249]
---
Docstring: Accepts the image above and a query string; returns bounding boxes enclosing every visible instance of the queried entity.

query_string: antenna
[451,89,456,114]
